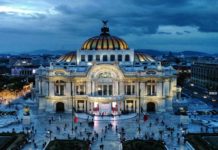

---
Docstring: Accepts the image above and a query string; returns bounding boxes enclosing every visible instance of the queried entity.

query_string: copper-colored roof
[134,52,155,62]
[81,21,128,50]
[81,35,129,50]
[56,51,76,62]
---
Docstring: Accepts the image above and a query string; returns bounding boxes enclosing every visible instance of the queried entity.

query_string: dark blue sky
[0,0,218,53]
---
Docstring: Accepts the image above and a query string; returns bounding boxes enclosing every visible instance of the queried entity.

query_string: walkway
[77,113,137,121]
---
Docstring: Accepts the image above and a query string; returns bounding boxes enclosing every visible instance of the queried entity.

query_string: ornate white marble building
[35,22,180,114]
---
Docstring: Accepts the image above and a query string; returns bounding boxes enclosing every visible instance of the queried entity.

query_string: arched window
[125,55,130,61]
[55,80,65,96]
[118,55,122,61]
[103,55,108,62]
[110,55,115,61]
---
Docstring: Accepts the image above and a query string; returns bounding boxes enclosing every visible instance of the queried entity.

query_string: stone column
[49,81,54,96]
[41,81,47,96]
[114,81,118,96]
[92,81,95,96]
[87,101,90,113]
[144,82,147,96]
[140,82,145,96]
[66,82,71,96]
[157,81,162,97]
[75,100,77,111]
[86,81,91,95]
[120,81,124,95]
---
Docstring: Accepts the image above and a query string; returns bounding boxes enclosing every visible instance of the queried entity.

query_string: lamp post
[47,130,52,141]
[138,81,141,121]
[138,71,141,131]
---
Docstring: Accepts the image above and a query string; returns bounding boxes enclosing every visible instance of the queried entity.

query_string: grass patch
[45,139,90,150]
[123,139,166,150]
[186,133,218,150]
[0,132,27,150]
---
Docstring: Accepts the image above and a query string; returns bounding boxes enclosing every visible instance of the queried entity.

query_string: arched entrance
[56,102,65,112]
[147,102,155,112]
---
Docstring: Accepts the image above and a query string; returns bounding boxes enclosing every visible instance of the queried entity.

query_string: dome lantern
[100,20,110,36]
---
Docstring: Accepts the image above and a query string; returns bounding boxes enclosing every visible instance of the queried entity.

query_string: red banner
[144,115,148,122]
[74,116,78,123]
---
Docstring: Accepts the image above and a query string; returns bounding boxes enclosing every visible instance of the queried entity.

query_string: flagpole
[72,86,74,136]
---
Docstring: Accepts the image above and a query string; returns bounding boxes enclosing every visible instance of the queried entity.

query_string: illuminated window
[55,80,65,96]
[76,85,85,95]
[97,85,102,95]
[147,80,156,96]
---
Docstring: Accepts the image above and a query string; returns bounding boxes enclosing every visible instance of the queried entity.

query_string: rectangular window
[88,55,93,61]
[110,55,115,61]
[152,85,156,95]
[96,55,100,61]
[118,55,122,61]
[132,85,135,94]
[103,85,107,95]
[55,85,59,95]
[109,85,113,95]
[76,85,85,95]
[60,85,64,96]
[81,55,85,62]
[147,85,151,95]
[126,85,131,95]
[97,85,102,96]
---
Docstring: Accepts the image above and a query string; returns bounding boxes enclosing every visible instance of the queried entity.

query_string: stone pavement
[20,111,189,150]
[0,105,208,150]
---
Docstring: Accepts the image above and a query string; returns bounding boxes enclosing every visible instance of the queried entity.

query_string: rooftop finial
[101,20,110,36]
[102,20,108,26]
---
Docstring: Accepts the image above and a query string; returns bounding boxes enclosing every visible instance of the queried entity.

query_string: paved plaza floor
[0,102,217,150]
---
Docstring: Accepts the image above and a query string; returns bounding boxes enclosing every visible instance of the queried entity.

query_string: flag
[73,113,78,123]
[144,114,148,122]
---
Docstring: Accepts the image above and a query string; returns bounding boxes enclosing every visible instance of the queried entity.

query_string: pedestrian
[177,137,180,144]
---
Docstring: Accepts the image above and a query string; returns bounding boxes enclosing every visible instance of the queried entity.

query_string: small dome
[56,51,76,62]
[81,21,129,50]
[134,52,155,62]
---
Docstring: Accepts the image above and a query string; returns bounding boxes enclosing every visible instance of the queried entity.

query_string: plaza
[0,97,217,150]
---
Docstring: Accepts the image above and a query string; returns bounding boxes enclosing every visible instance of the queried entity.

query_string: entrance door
[56,102,65,112]
[147,102,155,112]
[99,103,111,115]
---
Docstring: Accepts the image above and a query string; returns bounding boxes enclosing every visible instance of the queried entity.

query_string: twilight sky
[0,0,218,54]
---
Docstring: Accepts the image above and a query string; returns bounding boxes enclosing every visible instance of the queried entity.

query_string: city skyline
[0,0,218,53]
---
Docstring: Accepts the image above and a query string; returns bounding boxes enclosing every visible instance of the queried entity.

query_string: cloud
[0,0,218,53]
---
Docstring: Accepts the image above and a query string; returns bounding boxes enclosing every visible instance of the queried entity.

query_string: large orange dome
[81,21,129,50]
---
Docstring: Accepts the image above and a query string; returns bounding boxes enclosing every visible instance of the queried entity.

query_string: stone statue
[23,106,30,116]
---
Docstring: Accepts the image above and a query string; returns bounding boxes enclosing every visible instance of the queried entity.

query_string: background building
[191,61,218,91]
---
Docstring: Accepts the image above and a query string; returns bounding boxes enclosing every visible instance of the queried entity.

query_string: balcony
[88,95,124,102]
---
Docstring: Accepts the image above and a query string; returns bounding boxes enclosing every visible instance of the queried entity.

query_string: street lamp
[137,71,141,130]
[47,130,52,141]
